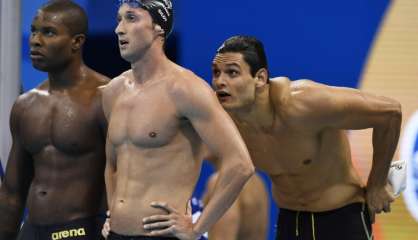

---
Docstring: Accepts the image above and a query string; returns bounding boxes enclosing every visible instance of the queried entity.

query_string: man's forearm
[0,194,24,239]
[193,161,253,236]
[368,109,402,188]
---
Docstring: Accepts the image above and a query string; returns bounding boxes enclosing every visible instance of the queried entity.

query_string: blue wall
[175,0,389,88]
[21,1,390,239]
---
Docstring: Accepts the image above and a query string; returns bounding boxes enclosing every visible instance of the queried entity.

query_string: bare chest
[108,90,180,148]
[237,124,321,175]
[19,96,101,155]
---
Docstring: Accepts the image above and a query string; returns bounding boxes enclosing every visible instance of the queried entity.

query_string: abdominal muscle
[109,144,200,236]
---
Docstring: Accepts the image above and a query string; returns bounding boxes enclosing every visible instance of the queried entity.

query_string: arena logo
[158,9,168,22]
[51,228,86,240]
[401,110,418,222]
[161,0,172,9]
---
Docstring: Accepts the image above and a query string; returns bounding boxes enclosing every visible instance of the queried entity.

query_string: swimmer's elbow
[380,99,402,126]
[218,152,254,179]
[390,101,402,121]
[234,156,255,180]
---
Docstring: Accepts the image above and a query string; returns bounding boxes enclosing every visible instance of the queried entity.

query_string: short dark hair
[217,36,269,79]
[40,0,88,36]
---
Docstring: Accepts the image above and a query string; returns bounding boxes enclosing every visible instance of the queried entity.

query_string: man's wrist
[191,227,202,240]
[366,179,387,189]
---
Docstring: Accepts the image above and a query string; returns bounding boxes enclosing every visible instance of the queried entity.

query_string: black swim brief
[17,215,106,240]
[108,231,179,240]
[276,202,373,240]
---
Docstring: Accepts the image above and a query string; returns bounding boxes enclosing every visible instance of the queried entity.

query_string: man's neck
[130,41,170,85]
[231,85,276,130]
[47,57,86,91]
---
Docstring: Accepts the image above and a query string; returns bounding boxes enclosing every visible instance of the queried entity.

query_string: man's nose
[115,21,125,36]
[213,73,227,89]
[29,32,42,47]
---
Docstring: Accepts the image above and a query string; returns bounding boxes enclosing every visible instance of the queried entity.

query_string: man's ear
[72,34,86,52]
[154,24,165,37]
[255,68,269,88]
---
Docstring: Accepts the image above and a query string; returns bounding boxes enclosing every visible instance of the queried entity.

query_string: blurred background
[1,0,418,239]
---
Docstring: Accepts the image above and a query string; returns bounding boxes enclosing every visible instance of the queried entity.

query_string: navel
[303,159,312,165]
[149,132,157,138]
[38,191,47,197]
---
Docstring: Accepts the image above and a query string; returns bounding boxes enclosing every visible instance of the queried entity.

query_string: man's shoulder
[14,78,57,110]
[288,78,320,93]
[289,79,352,111]
[101,70,131,95]
[168,66,211,97]
[87,69,111,87]
[112,70,132,86]
[166,67,216,116]
[171,65,201,83]
[17,82,49,103]
[271,78,331,122]
[114,69,132,81]
[11,88,43,120]
[282,78,327,103]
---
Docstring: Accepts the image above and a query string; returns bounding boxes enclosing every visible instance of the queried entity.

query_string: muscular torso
[107,73,203,235]
[232,81,365,212]
[19,74,107,224]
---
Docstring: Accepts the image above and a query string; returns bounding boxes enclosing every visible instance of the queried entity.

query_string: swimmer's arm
[105,137,117,209]
[297,80,401,215]
[102,76,124,211]
[174,77,254,236]
[301,81,401,186]
[101,76,124,121]
[0,101,34,239]
[101,85,114,122]
[97,87,109,137]
[202,174,240,240]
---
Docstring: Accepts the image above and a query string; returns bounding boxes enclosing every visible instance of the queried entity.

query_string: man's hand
[143,201,199,240]
[366,183,395,223]
[101,211,110,239]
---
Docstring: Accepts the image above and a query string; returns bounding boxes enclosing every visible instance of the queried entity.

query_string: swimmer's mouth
[30,50,44,60]
[216,90,231,100]
[30,50,43,56]
[119,39,129,46]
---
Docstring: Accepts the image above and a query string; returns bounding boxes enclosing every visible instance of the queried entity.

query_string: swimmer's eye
[42,28,56,37]
[227,69,240,77]
[125,13,137,22]
[212,69,221,77]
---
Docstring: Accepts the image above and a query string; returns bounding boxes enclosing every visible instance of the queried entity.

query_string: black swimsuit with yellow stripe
[17,215,106,240]
[276,203,373,240]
